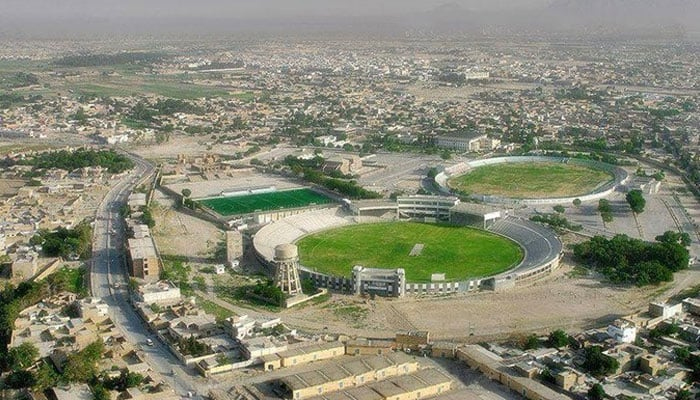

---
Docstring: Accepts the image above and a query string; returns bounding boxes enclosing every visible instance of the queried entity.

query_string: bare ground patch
[151,189,222,261]
[277,262,700,341]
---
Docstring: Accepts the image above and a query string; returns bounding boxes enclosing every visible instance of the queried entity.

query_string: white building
[215,264,226,275]
[648,302,683,319]
[435,134,500,152]
[607,320,637,344]
[135,280,181,305]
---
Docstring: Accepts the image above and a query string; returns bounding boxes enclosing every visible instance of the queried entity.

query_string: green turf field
[296,222,522,282]
[448,162,613,199]
[199,188,333,216]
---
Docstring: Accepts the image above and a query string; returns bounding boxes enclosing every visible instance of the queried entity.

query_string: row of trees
[1,71,39,89]
[53,51,166,67]
[530,213,583,231]
[0,93,42,109]
[11,149,134,174]
[282,155,382,199]
[573,231,690,286]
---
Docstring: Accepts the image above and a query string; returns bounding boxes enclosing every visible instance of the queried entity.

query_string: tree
[63,353,96,383]
[598,199,613,222]
[548,329,569,348]
[523,334,540,350]
[4,369,36,389]
[92,384,110,400]
[181,188,192,205]
[102,369,145,391]
[573,234,688,286]
[553,205,565,213]
[656,231,691,247]
[588,383,606,400]
[675,390,691,400]
[582,346,619,376]
[34,361,59,391]
[7,341,39,370]
[63,340,104,382]
[626,189,646,213]
[573,198,582,207]
[301,278,318,295]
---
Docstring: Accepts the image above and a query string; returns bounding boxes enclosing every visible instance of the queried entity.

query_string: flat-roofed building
[127,237,160,280]
[352,266,405,298]
[127,193,147,213]
[449,203,503,229]
[279,341,345,368]
[135,280,181,305]
[396,195,459,220]
[346,338,396,356]
[280,353,419,400]
[435,134,500,152]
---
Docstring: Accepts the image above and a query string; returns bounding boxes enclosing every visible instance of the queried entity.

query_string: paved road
[90,152,209,398]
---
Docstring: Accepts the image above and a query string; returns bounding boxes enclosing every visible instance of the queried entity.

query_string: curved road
[90,152,210,397]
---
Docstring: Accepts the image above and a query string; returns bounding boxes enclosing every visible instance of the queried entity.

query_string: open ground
[150,189,223,262]
[448,162,613,199]
[296,221,522,282]
[273,261,700,341]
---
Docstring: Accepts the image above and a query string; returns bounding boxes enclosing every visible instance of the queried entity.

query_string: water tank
[274,243,298,260]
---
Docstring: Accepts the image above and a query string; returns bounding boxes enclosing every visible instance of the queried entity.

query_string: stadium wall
[435,156,629,205]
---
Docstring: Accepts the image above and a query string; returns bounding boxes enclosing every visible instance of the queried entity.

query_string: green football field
[199,188,333,216]
[296,222,522,282]
[448,162,613,199]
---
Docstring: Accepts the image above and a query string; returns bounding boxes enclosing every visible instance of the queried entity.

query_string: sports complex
[435,156,629,205]
[183,156,632,297]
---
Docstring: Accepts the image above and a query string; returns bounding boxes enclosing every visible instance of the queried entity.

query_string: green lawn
[195,296,235,321]
[297,222,522,282]
[199,188,334,216]
[448,162,613,199]
[46,266,88,296]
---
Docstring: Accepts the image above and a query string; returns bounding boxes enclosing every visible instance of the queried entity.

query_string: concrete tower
[273,243,302,296]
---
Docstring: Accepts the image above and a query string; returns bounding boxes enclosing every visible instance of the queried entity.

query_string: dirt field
[277,261,700,341]
[129,135,221,161]
[150,189,223,261]
[0,179,26,198]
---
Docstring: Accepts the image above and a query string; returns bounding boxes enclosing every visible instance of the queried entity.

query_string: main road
[90,151,212,397]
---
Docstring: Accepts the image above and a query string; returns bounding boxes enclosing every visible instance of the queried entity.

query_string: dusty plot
[387,264,651,341]
[163,172,300,200]
[130,135,211,160]
[151,192,223,260]
[278,263,656,340]
[0,179,26,198]
[357,153,442,193]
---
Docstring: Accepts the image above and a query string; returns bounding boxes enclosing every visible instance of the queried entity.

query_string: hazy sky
[2,0,549,19]
[0,0,697,38]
